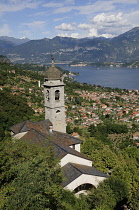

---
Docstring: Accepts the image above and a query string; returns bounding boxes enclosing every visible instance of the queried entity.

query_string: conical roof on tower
[45,56,62,80]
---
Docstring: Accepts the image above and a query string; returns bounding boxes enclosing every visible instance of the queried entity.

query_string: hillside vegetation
[0,63,139,210]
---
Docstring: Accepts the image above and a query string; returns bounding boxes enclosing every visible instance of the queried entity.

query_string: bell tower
[43,57,66,133]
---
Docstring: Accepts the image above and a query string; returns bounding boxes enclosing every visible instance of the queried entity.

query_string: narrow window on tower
[46,90,49,101]
[55,90,60,100]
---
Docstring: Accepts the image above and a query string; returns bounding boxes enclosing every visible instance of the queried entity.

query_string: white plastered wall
[13,132,27,139]
[64,174,106,191]
[75,144,80,152]
[69,143,80,152]
[60,154,92,167]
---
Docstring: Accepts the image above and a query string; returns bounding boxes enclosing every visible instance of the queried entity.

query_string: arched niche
[73,183,95,194]
[55,90,60,100]
[46,90,49,101]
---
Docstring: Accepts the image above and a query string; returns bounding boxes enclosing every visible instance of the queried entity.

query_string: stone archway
[74,183,93,193]
[73,183,96,195]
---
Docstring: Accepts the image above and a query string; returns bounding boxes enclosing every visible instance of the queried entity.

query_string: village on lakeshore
[1,63,139,142]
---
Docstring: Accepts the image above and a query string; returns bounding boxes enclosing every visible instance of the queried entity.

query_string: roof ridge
[29,127,48,138]
[50,140,69,153]
[19,120,30,133]
[69,162,82,174]
[53,131,82,142]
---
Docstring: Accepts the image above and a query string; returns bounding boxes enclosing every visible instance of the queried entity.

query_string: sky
[0,0,139,40]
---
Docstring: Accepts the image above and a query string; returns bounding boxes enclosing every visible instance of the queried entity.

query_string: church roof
[45,62,62,80]
[18,128,89,160]
[62,163,108,187]
[10,120,82,147]
[10,120,52,135]
[10,120,108,190]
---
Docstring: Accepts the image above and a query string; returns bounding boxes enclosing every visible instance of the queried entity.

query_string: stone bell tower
[43,57,66,133]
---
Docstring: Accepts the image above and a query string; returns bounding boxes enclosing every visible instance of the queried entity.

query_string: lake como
[59,65,139,90]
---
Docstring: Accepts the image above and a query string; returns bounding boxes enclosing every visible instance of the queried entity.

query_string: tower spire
[43,56,66,133]
[51,54,54,67]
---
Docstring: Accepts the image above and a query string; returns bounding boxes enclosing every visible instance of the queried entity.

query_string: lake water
[58,65,139,90]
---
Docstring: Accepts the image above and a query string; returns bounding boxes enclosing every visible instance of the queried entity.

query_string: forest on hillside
[0,63,139,210]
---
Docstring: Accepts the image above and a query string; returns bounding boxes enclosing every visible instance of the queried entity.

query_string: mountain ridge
[1,27,139,64]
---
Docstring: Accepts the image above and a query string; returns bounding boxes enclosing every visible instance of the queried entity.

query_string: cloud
[55,23,76,31]
[70,33,79,38]
[92,13,123,24]
[47,1,114,15]
[90,12,130,36]
[0,24,11,36]
[43,0,75,8]
[64,0,75,5]
[54,17,69,22]
[53,6,74,14]
[58,32,69,37]
[29,11,46,17]
[22,21,46,29]
[58,32,79,38]
[125,10,139,26]
[0,0,39,15]
[43,0,75,14]
[77,12,129,38]
[19,28,50,39]
[78,24,92,30]
[77,1,115,15]
[88,28,98,37]
[112,0,138,4]
[43,2,64,8]
[19,20,47,38]
[100,33,114,38]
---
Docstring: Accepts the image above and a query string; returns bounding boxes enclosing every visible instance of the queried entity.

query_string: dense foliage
[0,138,90,210]
[0,90,34,140]
[81,136,139,209]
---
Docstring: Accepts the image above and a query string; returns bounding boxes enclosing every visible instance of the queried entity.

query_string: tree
[66,123,73,134]
[0,138,91,210]
[0,138,63,209]
[89,177,130,210]
[0,90,34,140]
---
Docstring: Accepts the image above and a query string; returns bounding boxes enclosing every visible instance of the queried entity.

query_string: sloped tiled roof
[53,130,82,146]
[10,120,52,135]
[19,128,89,160]
[11,119,108,190]
[62,163,108,187]
[45,64,62,80]
[10,120,82,147]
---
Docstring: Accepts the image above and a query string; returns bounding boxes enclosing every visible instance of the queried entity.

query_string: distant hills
[0,36,30,46]
[1,27,139,64]
[0,55,11,64]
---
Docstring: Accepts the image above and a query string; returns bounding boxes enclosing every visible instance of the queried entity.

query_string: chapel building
[10,59,108,195]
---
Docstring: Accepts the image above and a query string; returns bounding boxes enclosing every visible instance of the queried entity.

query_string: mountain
[1,27,139,64]
[110,27,139,62]
[0,36,30,46]
[0,55,11,64]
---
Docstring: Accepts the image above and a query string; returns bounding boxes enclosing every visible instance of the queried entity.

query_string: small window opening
[46,90,49,101]
[55,90,60,100]
[72,144,75,149]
